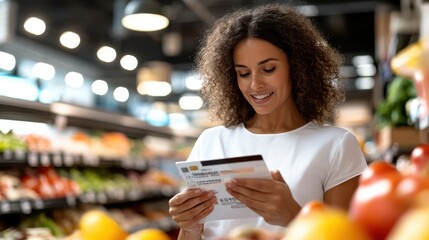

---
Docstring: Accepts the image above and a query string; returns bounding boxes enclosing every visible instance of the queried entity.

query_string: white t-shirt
[186,122,367,239]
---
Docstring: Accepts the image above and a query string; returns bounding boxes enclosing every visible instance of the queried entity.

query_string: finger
[172,196,217,223]
[176,202,215,228]
[170,191,216,216]
[227,178,273,193]
[271,170,285,183]
[226,187,267,213]
[169,188,203,206]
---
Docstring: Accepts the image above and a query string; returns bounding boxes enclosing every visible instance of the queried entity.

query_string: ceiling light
[97,46,117,63]
[64,71,84,88]
[23,17,46,35]
[31,62,55,80]
[185,73,202,90]
[179,95,204,110]
[113,86,129,102]
[0,51,16,71]
[91,80,108,95]
[355,77,374,90]
[137,61,172,96]
[120,54,138,71]
[122,0,169,32]
[60,31,80,49]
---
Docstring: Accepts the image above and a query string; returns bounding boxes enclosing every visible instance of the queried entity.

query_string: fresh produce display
[20,213,65,237]
[0,131,27,152]
[21,167,81,199]
[215,143,429,240]
[0,171,39,200]
[0,202,175,240]
[375,76,416,127]
[0,126,183,240]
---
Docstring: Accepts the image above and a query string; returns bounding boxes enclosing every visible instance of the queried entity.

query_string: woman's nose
[250,74,264,89]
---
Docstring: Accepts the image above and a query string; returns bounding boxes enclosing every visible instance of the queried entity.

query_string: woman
[169,3,367,240]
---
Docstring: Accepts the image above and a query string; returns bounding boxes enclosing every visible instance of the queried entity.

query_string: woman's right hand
[169,188,217,238]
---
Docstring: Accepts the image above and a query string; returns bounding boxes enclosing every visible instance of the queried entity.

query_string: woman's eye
[238,72,250,77]
[264,67,275,73]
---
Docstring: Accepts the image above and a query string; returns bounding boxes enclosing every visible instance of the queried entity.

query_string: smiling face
[233,38,295,118]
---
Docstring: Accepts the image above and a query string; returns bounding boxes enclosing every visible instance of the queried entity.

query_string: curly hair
[196,3,345,127]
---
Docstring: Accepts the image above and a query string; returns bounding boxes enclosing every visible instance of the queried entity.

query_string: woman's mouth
[251,92,274,103]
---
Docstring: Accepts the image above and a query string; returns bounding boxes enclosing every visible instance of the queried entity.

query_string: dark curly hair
[196,3,345,127]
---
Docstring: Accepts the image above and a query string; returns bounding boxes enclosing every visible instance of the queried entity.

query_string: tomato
[410,144,429,176]
[349,161,406,240]
[396,174,429,206]
[359,161,400,185]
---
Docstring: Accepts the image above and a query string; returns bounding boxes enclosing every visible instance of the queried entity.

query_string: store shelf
[0,186,177,215]
[0,96,200,139]
[0,197,73,215]
[0,150,149,171]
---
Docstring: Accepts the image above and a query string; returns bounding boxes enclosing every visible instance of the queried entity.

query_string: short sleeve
[324,131,368,191]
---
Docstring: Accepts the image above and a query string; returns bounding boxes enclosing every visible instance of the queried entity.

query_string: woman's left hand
[225,170,301,226]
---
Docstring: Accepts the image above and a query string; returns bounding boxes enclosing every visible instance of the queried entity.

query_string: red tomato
[21,175,39,192]
[396,174,429,205]
[359,161,400,185]
[410,144,429,175]
[349,161,406,240]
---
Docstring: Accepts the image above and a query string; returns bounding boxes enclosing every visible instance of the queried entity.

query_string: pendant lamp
[122,0,169,32]
[137,61,172,97]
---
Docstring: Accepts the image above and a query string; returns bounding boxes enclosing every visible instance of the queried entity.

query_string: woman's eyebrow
[234,58,279,68]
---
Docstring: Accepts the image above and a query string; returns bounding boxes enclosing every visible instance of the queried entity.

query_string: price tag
[20,200,32,214]
[28,152,38,166]
[52,153,62,166]
[159,218,171,230]
[127,190,140,201]
[83,155,99,166]
[66,195,76,206]
[3,150,12,160]
[86,192,96,203]
[135,161,147,170]
[121,159,133,169]
[64,154,73,166]
[14,150,25,160]
[112,189,125,201]
[33,199,45,209]
[96,192,107,204]
[40,153,50,166]
[0,202,11,213]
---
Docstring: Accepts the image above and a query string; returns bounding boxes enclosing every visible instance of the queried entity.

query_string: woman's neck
[244,111,307,134]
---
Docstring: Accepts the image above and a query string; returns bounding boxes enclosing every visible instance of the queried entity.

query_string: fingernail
[193,188,202,194]
[207,191,214,197]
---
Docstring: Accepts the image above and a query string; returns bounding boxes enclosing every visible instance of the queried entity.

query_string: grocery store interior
[0,0,428,239]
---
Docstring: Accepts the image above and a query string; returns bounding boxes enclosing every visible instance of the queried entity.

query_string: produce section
[214,150,429,239]
[0,96,191,239]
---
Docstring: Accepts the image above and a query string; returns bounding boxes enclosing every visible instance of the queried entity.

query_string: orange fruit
[283,204,370,240]
[126,228,170,240]
[387,206,429,240]
[79,210,128,240]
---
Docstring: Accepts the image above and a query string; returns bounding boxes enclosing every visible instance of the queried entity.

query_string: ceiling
[10,0,401,91]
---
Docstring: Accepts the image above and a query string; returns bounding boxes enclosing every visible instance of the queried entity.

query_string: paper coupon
[175,155,272,222]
